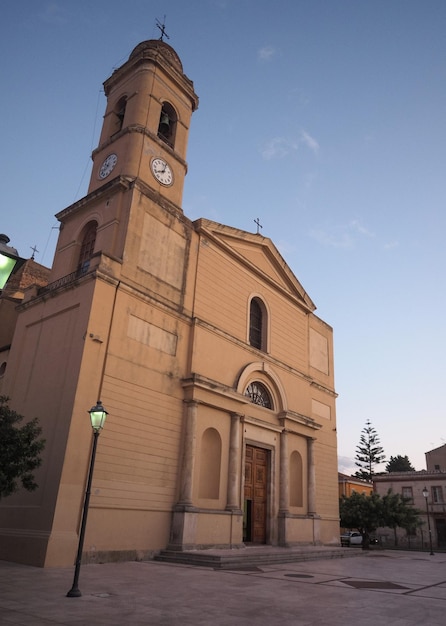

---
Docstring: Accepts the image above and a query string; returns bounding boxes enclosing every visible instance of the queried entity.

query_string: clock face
[151,157,173,186]
[98,153,118,179]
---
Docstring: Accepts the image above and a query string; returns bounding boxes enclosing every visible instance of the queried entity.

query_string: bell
[159,113,170,134]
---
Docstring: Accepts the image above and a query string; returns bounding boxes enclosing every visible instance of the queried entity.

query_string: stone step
[155,545,359,569]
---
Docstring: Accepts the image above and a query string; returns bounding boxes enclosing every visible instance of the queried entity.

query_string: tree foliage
[385,455,415,473]
[0,396,45,500]
[382,489,422,545]
[340,490,422,549]
[340,492,384,548]
[354,419,385,481]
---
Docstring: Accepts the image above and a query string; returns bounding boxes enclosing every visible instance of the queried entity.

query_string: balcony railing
[37,264,90,296]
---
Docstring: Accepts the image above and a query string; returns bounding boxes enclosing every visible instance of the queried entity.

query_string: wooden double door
[243,445,268,544]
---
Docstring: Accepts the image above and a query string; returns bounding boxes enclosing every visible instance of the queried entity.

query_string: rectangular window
[402,486,413,502]
[432,486,444,503]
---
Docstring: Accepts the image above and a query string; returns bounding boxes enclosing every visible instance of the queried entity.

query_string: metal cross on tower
[156,16,170,41]
[254,218,263,234]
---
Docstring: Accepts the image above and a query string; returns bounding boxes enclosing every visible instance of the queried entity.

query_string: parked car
[340,531,363,546]
[340,531,379,547]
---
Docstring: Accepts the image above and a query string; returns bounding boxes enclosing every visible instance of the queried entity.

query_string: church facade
[0,40,339,567]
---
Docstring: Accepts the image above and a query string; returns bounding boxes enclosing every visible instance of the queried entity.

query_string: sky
[1,1,446,474]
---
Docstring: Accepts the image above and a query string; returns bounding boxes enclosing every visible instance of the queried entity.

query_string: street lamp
[67,401,108,598]
[0,234,26,290]
[422,486,434,556]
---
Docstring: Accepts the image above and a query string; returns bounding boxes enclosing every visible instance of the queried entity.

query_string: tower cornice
[104,40,199,112]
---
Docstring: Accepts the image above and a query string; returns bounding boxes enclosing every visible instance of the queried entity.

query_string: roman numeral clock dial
[98,153,118,179]
[151,157,173,186]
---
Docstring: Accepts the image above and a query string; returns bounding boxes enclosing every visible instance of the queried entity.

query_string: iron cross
[254,218,263,234]
[156,16,170,41]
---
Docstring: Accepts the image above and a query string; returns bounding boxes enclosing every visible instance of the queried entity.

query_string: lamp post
[0,234,26,289]
[422,486,434,556]
[67,401,108,598]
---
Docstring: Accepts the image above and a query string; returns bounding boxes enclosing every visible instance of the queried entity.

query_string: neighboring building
[374,471,446,548]
[0,258,50,394]
[338,473,373,498]
[0,39,339,567]
[426,444,446,472]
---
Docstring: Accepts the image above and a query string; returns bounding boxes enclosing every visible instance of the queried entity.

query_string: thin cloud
[310,219,374,248]
[300,130,319,154]
[258,46,276,61]
[260,137,298,160]
[310,228,354,249]
[338,455,356,475]
[349,219,374,238]
[384,240,399,250]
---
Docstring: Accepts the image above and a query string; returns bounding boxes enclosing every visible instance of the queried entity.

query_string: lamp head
[422,487,429,499]
[0,234,26,290]
[88,401,108,432]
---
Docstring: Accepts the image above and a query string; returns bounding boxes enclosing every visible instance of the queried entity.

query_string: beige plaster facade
[426,444,446,472]
[0,40,339,567]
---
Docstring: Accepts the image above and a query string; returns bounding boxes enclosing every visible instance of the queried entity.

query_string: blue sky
[2,1,446,473]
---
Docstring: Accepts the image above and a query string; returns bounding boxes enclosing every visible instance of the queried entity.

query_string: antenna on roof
[156,16,170,41]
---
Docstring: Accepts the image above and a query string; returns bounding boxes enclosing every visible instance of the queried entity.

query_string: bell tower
[89,39,199,208]
[49,40,199,289]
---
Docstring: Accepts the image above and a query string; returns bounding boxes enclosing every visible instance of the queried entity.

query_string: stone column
[177,400,198,505]
[226,413,241,510]
[279,429,289,513]
[307,437,316,516]
[278,428,289,546]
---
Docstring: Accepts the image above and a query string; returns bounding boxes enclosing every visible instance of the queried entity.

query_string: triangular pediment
[193,219,316,312]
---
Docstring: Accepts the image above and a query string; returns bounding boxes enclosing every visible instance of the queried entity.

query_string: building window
[157,102,177,148]
[402,486,413,502]
[249,297,267,351]
[245,382,272,409]
[78,222,97,274]
[113,96,127,135]
[432,486,444,503]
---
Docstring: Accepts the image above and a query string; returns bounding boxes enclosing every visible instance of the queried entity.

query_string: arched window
[249,297,267,351]
[157,102,177,148]
[77,222,97,275]
[113,96,127,134]
[245,382,273,409]
[109,96,127,137]
[198,428,222,499]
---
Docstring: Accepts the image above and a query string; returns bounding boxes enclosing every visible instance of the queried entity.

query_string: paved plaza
[1,549,446,625]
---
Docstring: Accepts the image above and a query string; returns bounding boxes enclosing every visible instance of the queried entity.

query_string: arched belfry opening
[157,102,177,148]
[77,221,97,275]
[114,96,127,134]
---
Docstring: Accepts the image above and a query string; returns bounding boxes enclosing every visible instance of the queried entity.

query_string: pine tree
[354,419,385,481]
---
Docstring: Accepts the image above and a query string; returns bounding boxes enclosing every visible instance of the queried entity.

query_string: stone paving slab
[1,550,446,625]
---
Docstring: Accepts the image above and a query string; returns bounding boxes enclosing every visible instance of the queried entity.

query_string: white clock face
[151,157,173,186]
[98,153,118,179]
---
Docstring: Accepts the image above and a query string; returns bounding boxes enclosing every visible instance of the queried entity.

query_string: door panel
[244,445,267,543]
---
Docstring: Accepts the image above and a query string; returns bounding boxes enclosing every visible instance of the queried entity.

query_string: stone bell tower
[0,39,200,567]
[89,39,199,208]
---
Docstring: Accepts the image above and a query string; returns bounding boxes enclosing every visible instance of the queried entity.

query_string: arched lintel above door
[236,361,287,413]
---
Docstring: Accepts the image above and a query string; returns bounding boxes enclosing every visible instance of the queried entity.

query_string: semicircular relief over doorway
[244,381,273,409]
